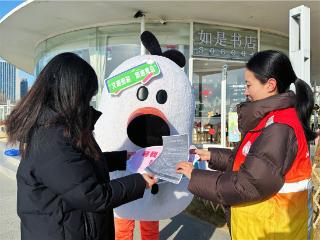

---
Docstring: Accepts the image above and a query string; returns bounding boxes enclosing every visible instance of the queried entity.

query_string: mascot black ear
[163,49,186,68]
[141,31,186,68]
[140,31,162,56]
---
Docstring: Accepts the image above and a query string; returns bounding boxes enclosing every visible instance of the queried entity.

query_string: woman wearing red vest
[177,50,315,239]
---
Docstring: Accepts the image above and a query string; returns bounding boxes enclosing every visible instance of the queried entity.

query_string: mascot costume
[95,31,195,240]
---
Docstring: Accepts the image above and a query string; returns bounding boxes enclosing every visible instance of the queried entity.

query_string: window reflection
[192,60,245,146]
[226,68,246,147]
[193,60,222,145]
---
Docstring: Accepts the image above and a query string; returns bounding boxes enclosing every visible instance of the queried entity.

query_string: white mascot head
[95,31,195,220]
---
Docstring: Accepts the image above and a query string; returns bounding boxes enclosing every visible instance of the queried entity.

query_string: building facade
[20,78,28,98]
[0,1,318,148]
[0,58,16,103]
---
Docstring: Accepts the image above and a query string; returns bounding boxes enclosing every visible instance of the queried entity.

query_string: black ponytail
[294,78,317,141]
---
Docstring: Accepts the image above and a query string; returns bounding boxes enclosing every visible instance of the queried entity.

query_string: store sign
[193,23,258,61]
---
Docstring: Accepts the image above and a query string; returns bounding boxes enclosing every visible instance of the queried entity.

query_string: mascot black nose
[127,114,170,148]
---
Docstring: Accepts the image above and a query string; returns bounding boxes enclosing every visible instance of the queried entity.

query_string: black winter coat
[17,109,146,240]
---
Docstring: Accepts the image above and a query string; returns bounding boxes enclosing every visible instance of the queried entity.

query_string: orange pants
[114,218,159,240]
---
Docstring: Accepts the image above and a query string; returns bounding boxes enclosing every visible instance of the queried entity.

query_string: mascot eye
[156,90,167,104]
[137,86,149,101]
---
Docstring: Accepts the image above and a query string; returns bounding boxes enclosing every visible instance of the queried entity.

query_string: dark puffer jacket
[17,108,146,240]
[188,91,299,225]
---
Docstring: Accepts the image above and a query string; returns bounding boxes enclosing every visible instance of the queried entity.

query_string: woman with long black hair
[6,52,156,240]
[177,50,314,239]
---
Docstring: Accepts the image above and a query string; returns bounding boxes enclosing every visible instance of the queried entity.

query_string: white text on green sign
[106,61,161,95]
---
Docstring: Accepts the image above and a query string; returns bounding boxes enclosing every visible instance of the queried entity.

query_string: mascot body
[95,31,195,239]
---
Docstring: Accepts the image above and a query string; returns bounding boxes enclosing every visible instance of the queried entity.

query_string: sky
[0,0,35,86]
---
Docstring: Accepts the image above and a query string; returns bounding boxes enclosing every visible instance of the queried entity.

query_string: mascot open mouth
[127,107,170,148]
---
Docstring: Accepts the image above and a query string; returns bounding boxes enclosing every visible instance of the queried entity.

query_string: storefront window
[35,24,141,107]
[145,22,190,75]
[94,24,141,106]
[97,24,141,79]
[226,67,245,147]
[35,28,97,75]
[192,59,245,147]
[192,60,222,145]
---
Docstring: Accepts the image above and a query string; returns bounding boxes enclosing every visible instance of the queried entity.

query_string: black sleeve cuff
[103,151,127,172]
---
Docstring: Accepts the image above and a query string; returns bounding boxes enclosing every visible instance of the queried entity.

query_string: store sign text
[193,23,258,61]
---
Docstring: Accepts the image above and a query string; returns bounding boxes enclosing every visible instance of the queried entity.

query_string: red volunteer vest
[233,107,311,182]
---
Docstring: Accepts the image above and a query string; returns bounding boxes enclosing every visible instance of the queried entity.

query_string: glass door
[191,59,245,148]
